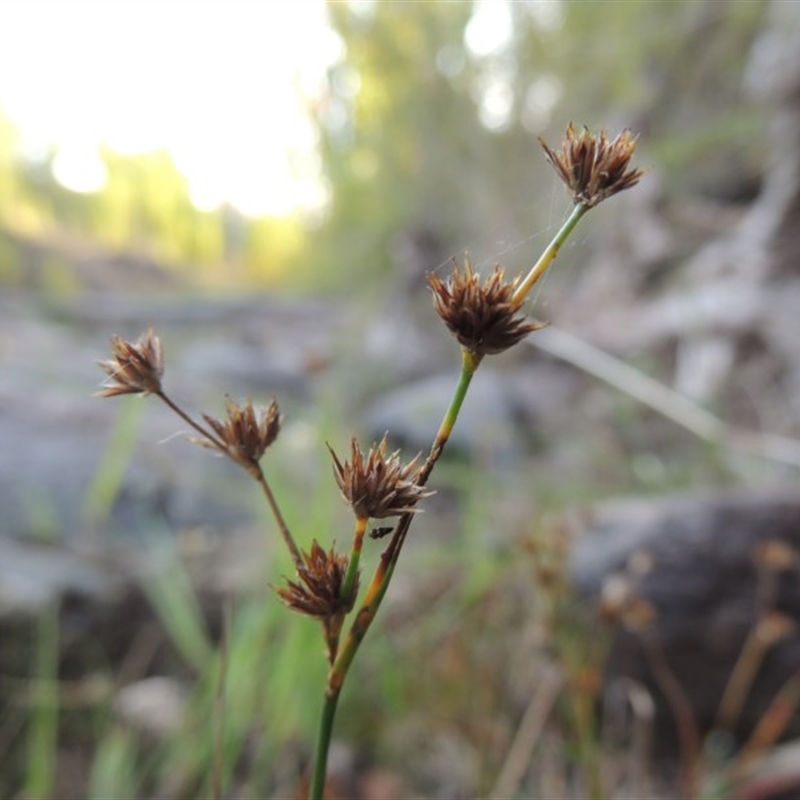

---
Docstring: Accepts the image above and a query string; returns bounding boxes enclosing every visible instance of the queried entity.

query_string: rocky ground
[2,251,800,795]
[5,6,800,789]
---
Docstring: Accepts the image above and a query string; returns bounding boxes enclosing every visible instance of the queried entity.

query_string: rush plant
[96,123,642,799]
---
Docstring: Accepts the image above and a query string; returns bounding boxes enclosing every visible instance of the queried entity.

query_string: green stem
[420,348,481,479]
[512,203,589,303]
[340,517,368,606]
[309,690,339,800]
[309,350,482,800]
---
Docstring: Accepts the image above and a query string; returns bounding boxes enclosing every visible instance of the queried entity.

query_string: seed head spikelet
[539,123,643,208]
[328,434,433,520]
[428,255,545,356]
[197,397,281,464]
[96,328,164,397]
[276,540,353,619]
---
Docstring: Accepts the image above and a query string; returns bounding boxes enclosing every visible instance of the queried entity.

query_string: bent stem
[155,389,302,568]
[308,349,480,800]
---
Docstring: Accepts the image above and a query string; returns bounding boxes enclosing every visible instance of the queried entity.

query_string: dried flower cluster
[199,397,281,464]
[94,122,644,800]
[598,573,657,632]
[539,123,643,208]
[276,540,353,620]
[329,434,432,521]
[96,327,164,397]
[428,256,545,356]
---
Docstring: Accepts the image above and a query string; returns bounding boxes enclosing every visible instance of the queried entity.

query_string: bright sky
[0,0,528,218]
[0,0,342,217]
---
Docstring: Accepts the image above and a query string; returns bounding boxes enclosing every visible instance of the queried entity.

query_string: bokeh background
[2,1,800,798]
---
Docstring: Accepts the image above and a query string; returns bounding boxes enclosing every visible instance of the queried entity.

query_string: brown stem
[733,671,800,780]
[157,390,302,569]
[715,625,770,733]
[639,631,700,800]
[716,559,781,732]
[157,390,228,451]
[249,464,303,570]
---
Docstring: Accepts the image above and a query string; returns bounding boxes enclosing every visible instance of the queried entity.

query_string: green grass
[83,399,148,527]
[15,342,775,797]
[25,601,59,800]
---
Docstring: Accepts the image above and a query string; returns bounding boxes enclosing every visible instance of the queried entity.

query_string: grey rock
[570,491,800,750]
[0,537,124,618]
[363,360,581,467]
[179,338,310,396]
[364,368,531,466]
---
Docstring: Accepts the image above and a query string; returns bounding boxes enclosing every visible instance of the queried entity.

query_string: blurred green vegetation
[1,2,782,795]
[0,117,310,289]
[0,0,767,294]
[308,0,767,283]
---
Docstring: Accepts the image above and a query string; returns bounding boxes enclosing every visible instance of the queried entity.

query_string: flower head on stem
[197,397,281,466]
[428,255,546,357]
[275,540,353,664]
[513,124,643,303]
[328,434,432,521]
[276,540,353,618]
[539,122,643,209]
[96,327,164,397]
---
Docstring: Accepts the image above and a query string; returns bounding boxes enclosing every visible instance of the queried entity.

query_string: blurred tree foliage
[0,0,768,292]
[309,0,767,287]
[0,116,307,290]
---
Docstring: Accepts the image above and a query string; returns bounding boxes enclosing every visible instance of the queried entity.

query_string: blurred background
[3,1,800,797]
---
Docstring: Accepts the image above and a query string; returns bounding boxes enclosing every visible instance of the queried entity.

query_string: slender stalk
[341,516,368,606]
[156,390,303,569]
[250,466,303,570]
[512,203,589,303]
[715,624,770,733]
[309,349,481,799]
[386,348,480,568]
[733,670,800,779]
[309,196,597,799]
[336,348,480,674]
[420,348,482,482]
[157,390,228,451]
[639,632,700,800]
[326,550,393,697]
[309,690,340,800]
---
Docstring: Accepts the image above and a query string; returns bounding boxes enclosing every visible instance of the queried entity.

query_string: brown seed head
[428,255,545,356]
[275,540,354,619]
[328,434,433,521]
[96,328,164,397]
[199,397,281,463]
[539,122,643,208]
